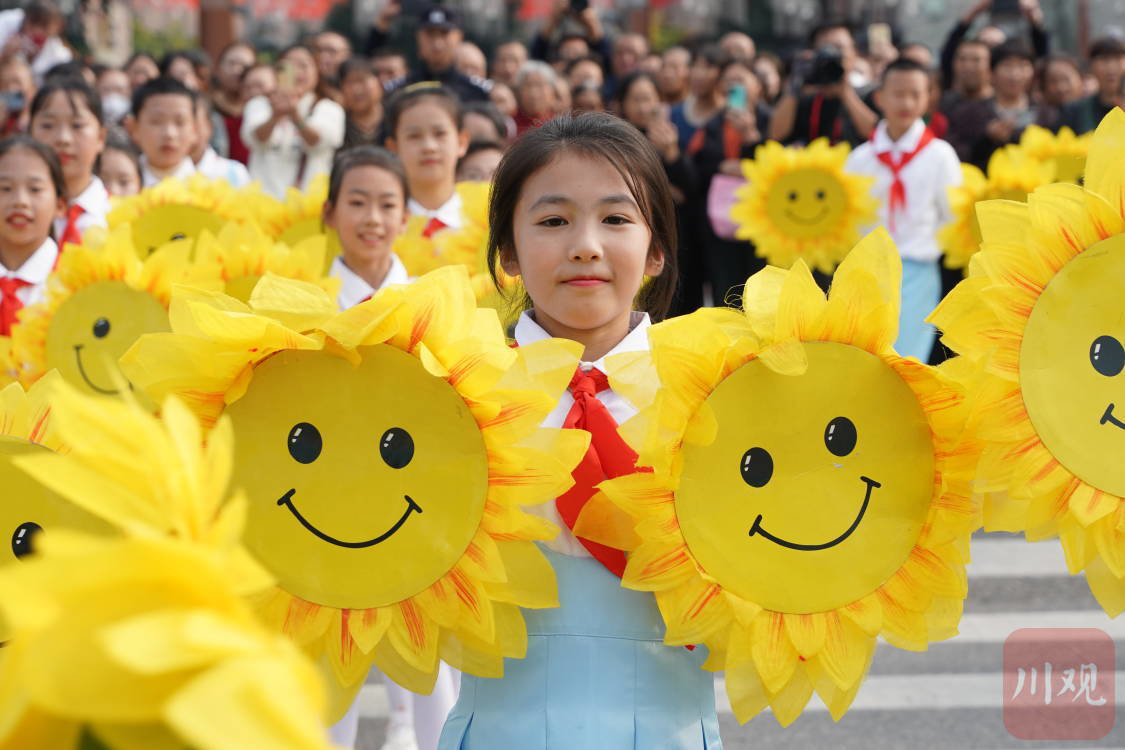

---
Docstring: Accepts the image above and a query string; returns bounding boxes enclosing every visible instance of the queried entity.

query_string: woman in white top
[241,44,345,199]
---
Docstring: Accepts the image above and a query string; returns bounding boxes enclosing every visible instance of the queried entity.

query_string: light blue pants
[896,258,940,361]
[438,548,723,750]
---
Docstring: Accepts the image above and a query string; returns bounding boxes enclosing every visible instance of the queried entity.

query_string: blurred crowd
[0,0,1121,311]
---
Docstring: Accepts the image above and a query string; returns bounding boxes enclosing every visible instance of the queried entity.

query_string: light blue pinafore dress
[437,547,723,750]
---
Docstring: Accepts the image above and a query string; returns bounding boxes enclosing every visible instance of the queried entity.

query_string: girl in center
[438,112,721,749]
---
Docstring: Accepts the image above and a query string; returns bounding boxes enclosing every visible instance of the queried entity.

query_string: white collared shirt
[53,177,110,243]
[514,309,654,557]
[845,119,962,263]
[2,237,57,309]
[241,93,346,199]
[195,147,252,188]
[407,191,464,232]
[141,156,196,188]
[329,253,411,310]
[0,10,72,85]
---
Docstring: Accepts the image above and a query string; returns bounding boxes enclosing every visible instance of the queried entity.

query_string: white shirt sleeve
[240,95,272,147]
[305,98,345,152]
[0,10,24,48]
[935,143,962,229]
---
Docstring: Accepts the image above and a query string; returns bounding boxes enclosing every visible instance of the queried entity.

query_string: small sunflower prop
[931,108,1125,617]
[595,230,976,726]
[939,144,1057,269]
[0,384,333,750]
[730,138,877,274]
[1019,124,1092,185]
[252,174,337,252]
[107,174,254,258]
[8,227,215,403]
[193,221,340,303]
[120,266,588,718]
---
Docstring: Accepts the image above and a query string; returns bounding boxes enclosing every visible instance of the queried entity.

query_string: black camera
[807,45,845,86]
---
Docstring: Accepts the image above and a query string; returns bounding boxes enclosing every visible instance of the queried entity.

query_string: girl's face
[126,56,159,91]
[324,165,407,271]
[218,46,255,94]
[388,99,467,190]
[341,68,382,114]
[98,149,141,197]
[279,48,317,97]
[622,77,660,127]
[30,91,106,194]
[242,66,277,102]
[0,147,64,258]
[505,152,663,340]
[167,57,202,91]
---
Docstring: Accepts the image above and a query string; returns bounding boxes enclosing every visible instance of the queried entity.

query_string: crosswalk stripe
[956,610,1122,641]
[967,537,1070,578]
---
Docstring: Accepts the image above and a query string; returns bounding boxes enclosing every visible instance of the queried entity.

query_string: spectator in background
[0,0,70,84]
[719,31,755,62]
[752,52,784,104]
[240,62,276,103]
[1038,54,1084,130]
[1061,37,1125,134]
[489,81,517,120]
[461,100,507,143]
[456,139,503,182]
[606,32,647,94]
[371,48,408,88]
[901,43,935,70]
[381,5,491,103]
[161,50,205,92]
[616,71,695,213]
[95,65,131,125]
[211,42,255,165]
[492,40,527,86]
[669,44,725,152]
[193,96,251,187]
[339,57,384,148]
[565,56,604,92]
[0,55,34,135]
[313,31,351,87]
[512,60,558,134]
[455,42,488,80]
[531,0,609,71]
[552,74,571,114]
[241,44,345,198]
[947,41,1040,169]
[163,49,227,157]
[768,23,878,146]
[658,46,690,104]
[639,54,662,77]
[571,79,604,112]
[941,38,992,113]
[124,52,158,92]
[941,0,1047,94]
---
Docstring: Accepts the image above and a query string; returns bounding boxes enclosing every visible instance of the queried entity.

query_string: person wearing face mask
[0,55,34,136]
[95,65,131,127]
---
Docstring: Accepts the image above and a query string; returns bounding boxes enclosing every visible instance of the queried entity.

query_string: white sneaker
[379,723,419,750]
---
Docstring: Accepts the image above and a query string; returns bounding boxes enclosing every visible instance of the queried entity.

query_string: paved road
[355,532,1125,749]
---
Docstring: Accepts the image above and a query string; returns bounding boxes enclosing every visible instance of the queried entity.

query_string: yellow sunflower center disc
[130,204,227,257]
[1021,233,1125,496]
[228,344,489,610]
[45,281,169,398]
[675,342,935,614]
[764,168,848,239]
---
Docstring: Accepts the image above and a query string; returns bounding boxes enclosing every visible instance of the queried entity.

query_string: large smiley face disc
[675,342,935,614]
[130,204,227,258]
[1021,233,1125,496]
[227,344,489,610]
[44,281,169,398]
[764,168,848,239]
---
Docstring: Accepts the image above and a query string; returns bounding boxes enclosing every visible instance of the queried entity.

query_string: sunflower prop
[120,266,588,718]
[1019,125,1092,185]
[106,174,254,259]
[193,222,340,303]
[252,174,338,253]
[730,138,877,273]
[8,227,215,404]
[930,108,1125,617]
[0,384,334,750]
[594,230,977,726]
[939,144,1057,269]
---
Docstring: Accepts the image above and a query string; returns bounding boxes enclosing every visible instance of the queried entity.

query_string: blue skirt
[438,548,723,750]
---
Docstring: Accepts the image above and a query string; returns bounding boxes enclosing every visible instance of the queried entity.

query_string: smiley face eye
[1089,336,1125,377]
[379,428,414,469]
[824,417,857,457]
[787,191,798,201]
[287,422,322,464]
[816,189,826,200]
[93,317,110,338]
[739,447,773,487]
[11,522,41,559]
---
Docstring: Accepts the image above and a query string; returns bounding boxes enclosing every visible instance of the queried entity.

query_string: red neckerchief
[872,125,935,233]
[0,277,30,336]
[60,203,85,249]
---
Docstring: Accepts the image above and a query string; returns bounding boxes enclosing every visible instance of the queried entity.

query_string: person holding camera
[767,23,878,147]
[530,0,610,73]
[939,0,1047,96]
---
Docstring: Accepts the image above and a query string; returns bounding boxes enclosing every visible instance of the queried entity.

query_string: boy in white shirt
[845,57,962,361]
[125,76,198,187]
[193,96,251,188]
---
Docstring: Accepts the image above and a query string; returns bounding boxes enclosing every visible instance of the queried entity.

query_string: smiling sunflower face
[121,267,587,716]
[932,108,1125,617]
[730,139,877,273]
[598,230,976,726]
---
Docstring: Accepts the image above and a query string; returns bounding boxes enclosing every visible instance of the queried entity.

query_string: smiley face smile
[73,345,120,395]
[277,488,422,548]
[1099,403,1125,430]
[748,476,881,551]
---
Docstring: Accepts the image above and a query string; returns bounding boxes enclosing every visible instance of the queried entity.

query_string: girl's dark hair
[97,134,142,181]
[487,112,678,321]
[385,83,463,140]
[613,71,659,106]
[338,56,377,82]
[325,145,409,209]
[461,101,507,142]
[0,135,68,203]
[30,77,105,126]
